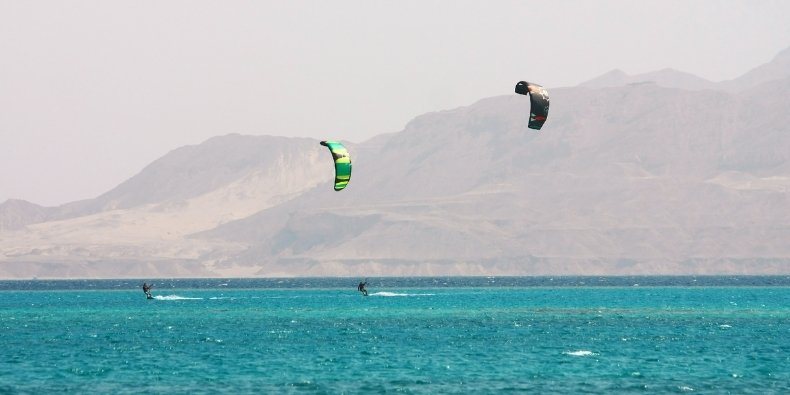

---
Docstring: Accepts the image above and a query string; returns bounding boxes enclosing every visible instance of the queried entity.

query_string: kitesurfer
[142,282,153,299]
[357,280,368,296]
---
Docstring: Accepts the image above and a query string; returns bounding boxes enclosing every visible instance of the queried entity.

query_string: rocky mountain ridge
[2,47,789,278]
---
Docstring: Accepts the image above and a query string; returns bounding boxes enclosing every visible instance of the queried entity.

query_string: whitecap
[679,385,694,392]
[719,324,732,329]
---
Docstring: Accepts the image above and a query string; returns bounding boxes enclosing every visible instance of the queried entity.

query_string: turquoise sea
[1,276,789,394]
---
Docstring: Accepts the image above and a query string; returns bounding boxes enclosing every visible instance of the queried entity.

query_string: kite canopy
[319,140,352,191]
[515,81,550,130]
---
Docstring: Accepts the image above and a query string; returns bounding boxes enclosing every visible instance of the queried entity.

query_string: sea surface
[1,276,789,394]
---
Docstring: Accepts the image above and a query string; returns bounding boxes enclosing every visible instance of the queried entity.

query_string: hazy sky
[2,0,789,206]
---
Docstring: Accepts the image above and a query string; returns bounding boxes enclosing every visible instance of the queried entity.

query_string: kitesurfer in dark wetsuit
[357,280,368,296]
[142,282,153,299]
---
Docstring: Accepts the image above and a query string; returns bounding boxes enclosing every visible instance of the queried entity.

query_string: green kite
[319,140,351,191]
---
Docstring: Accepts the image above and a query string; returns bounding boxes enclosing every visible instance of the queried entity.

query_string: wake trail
[369,292,435,297]
[153,295,203,300]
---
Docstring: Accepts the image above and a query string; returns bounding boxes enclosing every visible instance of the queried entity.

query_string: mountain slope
[720,46,790,91]
[580,45,790,92]
[2,48,790,278]
[0,135,338,278]
[580,68,718,91]
[0,199,53,231]
[196,72,790,276]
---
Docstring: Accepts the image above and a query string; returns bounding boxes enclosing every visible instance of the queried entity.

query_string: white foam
[719,324,732,328]
[564,350,596,357]
[153,295,203,300]
[370,292,435,297]
[679,385,694,392]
